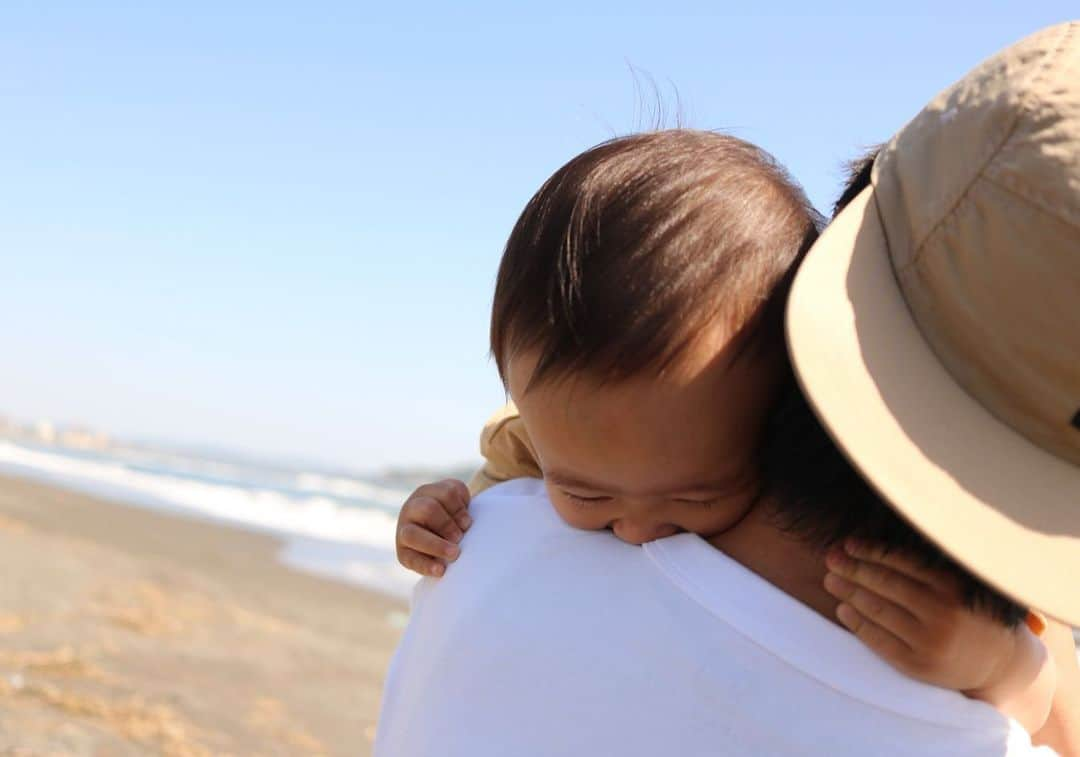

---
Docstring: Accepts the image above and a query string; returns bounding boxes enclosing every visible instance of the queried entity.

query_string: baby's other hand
[396,479,472,578]
[824,541,1055,733]
[823,540,1040,697]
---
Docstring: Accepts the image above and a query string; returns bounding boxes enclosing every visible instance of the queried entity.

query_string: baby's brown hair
[490,129,821,390]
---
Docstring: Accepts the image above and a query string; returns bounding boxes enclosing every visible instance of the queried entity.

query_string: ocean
[0,438,420,599]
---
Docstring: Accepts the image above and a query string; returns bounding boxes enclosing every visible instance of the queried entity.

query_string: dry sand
[0,474,407,756]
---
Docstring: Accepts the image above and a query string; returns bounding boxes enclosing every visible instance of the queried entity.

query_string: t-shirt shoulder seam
[644,540,1013,735]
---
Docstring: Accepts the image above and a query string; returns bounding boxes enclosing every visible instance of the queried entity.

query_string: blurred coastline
[0,472,408,755]
[0,415,477,754]
[0,414,475,599]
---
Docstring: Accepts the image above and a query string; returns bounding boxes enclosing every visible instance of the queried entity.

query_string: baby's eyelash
[562,491,608,507]
[674,497,721,509]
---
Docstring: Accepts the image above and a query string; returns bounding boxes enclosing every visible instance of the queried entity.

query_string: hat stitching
[872,120,1000,276]
[907,22,1075,266]
[983,25,1080,229]
[981,171,1080,232]
[904,113,1017,263]
[893,176,1080,465]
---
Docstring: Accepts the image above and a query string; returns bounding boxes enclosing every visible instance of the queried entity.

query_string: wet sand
[0,474,406,756]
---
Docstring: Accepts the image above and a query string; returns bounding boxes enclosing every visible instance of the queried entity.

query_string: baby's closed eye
[561,491,611,507]
[672,497,722,508]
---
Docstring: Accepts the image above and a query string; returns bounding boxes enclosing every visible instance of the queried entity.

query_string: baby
[394,130,1060,739]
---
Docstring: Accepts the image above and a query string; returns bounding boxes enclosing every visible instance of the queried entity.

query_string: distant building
[34,420,56,443]
[59,427,110,450]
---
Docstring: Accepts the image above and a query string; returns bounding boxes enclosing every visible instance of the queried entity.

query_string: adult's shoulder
[470,476,548,508]
[413,475,641,618]
[464,477,563,546]
[410,477,564,606]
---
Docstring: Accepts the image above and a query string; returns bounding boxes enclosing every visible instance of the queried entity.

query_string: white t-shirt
[376,478,1051,756]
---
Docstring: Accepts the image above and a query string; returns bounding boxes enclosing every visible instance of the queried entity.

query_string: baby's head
[491,130,819,543]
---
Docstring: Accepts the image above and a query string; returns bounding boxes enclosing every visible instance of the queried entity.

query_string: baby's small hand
[824,540,1055,733]
[823,540,1033,694]
[396,479,472,578]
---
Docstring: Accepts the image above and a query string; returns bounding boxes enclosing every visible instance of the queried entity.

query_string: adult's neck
[708,499,840,623]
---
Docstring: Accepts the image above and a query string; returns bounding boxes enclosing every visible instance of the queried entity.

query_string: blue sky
[1,3,1074,472]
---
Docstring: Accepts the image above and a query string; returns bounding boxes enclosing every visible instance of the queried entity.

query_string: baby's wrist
[966,626,1045,706]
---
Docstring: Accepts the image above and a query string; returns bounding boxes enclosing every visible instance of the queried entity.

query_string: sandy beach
[0,473,407,756]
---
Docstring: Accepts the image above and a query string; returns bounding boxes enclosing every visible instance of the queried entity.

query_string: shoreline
[0,438,417,600]
[0,473,406,755]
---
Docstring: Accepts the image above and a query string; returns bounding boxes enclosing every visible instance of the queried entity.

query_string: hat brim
[787,186,1080,625]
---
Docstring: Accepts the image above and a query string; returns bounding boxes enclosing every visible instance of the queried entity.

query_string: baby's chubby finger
[403,494,465,543]
[843,540,956,594]
[825,547,937,621]
[824,571,921,642]
[835,602,912,663]
[441,478,474,532]
[415,479,470,510]
[412,479,472,540]
[399,547,447,578]
[457,509,473,531]
[399,523,462,562]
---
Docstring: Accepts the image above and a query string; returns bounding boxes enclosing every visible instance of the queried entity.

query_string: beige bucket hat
[787,21,1080,624]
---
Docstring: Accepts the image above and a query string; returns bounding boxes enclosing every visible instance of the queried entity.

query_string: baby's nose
[611,519,680,545]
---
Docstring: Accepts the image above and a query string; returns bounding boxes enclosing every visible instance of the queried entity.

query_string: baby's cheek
[546,494,608,531]
[690,498,757,538]
[556,506,608,531]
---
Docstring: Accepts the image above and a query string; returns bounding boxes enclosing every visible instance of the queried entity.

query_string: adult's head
[489,130,820,543]
[786,22,1080,623]
[760,149,1026,627]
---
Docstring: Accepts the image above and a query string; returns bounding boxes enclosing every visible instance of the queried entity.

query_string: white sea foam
[294,472,406,508]
[0,440,417,598]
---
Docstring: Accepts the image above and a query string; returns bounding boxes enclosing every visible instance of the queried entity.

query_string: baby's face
[508,330,779,545]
